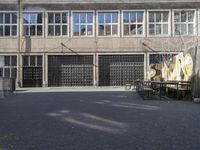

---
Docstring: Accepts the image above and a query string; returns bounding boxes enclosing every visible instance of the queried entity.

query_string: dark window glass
[48,13,54,23]
[12,26,17,36]
[23,25,29,36]
[11,68,17,78]
[23,56,29,66]
[37,25,42,36]
[37,13,42,23]
[30,56,35,66]
[99,25,104,35]
[62,25,67,35]
[124,25,129,35]
[130,24,136,35]
[5,26,10,36]
[37,56,42,66]
[11,56,17,66]
[0,13,3,24]
[5,14,10,24]
[48,25,54,36]
[55,13,61,23]
[12,13,17,24]
[30,25,35,36]
[137,12,144,23]
[55,25,60,36]
[5,56,10,66]
[62,13,68,23]
[5,68,10,77]
[80,25,86,35]
[0,68,3,77]
[0,26,3,36]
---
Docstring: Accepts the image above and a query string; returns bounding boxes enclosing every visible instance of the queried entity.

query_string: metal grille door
[23,67,42,87]
[48,55,93,87]
[99,55,144,86]
[22,56,43,87]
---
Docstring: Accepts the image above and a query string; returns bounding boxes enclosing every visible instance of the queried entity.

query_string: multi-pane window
[174,10,195,35]
[148,11,170,36]
[23,56,42,67]
[48,12,68,36]
[98,12,119,36]
[23,12,43,36]
[72,12,94,36]
[123,11,144,36]
[0,56,17,78]
[0,13,17,36]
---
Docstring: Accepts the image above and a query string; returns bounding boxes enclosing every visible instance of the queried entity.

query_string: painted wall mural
[148,52,193,81]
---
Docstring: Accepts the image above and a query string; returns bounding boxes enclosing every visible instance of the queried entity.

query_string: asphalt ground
[0,90,200,150]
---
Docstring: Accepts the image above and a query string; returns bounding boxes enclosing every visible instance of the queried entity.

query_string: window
[0,56,17,78]
[148,11,170,36]
[123,11,144,36]
[23,56,42,67]
[174,10,196,35]
[98,12,119,36]
[0,12,17,36]
[48,12,68,36]
[72,12,94,36]
[23,12,43,36]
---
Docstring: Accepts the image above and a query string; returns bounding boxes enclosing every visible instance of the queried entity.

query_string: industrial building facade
[0,0,199,87]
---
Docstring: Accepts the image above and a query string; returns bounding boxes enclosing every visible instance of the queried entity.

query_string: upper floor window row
[48,12,69,36]
[23,12,43,36]
[174,10,196,35]
[73,12,93,36]
[0,13,17,36]
[148,11,170,36]
[123,11,145,36]
[0,10,198,37]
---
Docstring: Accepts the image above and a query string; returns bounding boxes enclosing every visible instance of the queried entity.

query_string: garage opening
[23,55,43,87]
[99,55,144,86]
[48,55,93,87]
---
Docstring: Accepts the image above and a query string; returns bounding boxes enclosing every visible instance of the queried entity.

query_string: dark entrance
[23,56,43,87]
[48,55,93,87]
[99,55,144,86]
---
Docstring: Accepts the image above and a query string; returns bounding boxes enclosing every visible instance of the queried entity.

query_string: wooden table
[150,81,179,100]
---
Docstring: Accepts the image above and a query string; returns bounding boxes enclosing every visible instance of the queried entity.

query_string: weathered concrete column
[93,53,99,86]
[17,0,23,88]
[43,53,48,87]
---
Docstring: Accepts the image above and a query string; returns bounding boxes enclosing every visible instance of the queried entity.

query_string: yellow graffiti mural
[148,52,193,81]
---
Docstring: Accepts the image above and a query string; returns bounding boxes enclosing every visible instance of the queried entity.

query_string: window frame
[172,9,197,36]
[0,55,17,78]
[147,9,171,37]
[71,10,95,37]
[22,55,43,67]
[46,10,69,37]
[96,10,120,37]
[22,11,44,37]
[0,11,18,37]
[122,10,145,37]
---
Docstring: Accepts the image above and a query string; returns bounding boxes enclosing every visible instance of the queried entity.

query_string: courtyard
[0,89,200,150]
